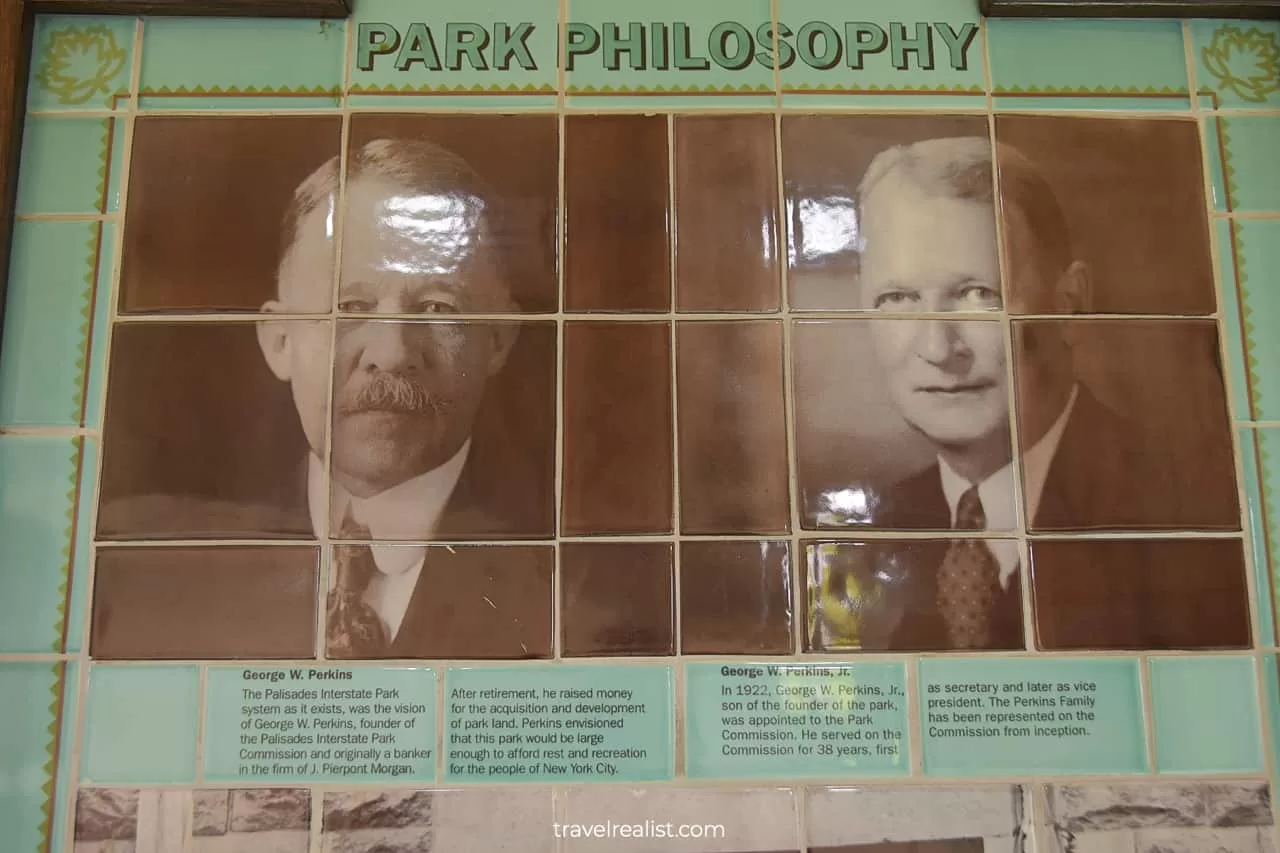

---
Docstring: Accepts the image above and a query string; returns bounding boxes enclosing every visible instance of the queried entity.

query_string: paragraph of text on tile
[444,665,674,783]
[685,662,910,779]
[919,657,1149,775]
[203,667,437,783]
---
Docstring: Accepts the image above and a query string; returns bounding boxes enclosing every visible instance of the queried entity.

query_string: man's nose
[358,321,421,373]
[914,319,970,368]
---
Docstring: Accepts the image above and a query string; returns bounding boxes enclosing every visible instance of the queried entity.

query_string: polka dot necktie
[326,512,390,658]
[936,486,1001,649]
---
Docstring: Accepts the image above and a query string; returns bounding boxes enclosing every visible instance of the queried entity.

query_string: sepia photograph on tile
[321,788,553,853]
[806,785,1028,853]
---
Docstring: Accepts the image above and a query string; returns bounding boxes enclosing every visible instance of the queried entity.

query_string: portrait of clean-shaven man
[790,116,1247,653]
[92,115,558,661]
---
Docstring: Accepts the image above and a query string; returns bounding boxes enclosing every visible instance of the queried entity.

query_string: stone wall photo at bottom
[321,787,554,853]
[1045,782,1274,853]
[74,787,310,852]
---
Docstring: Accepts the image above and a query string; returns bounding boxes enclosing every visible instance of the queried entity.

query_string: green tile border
[1241,428,1277,646]
[1193,20,1280,108]
[27,16,135,112]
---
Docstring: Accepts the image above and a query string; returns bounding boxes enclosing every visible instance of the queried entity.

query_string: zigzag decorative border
[37,662,66,853]
[349,82,555,95]
[1257,431,1280,645]
[568,83,773,95]
[138,84,341,97]
[783,83,983,94]
[992,84,1188,97]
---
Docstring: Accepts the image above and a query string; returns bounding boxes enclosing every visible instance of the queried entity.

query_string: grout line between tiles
[667,113,681,662]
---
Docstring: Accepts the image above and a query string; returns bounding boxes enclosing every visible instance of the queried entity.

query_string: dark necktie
[936,486,1002,649]
[326,512,389,658]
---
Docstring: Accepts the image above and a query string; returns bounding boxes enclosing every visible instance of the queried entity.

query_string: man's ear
[257,299,293,381]
[1053,261,1091,314]
[487,322,519,376]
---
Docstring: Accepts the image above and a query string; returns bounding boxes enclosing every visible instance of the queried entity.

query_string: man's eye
[338,299,376,313]
[873,291,918,310]
[414,300,459,315]
[957,285,1001,309]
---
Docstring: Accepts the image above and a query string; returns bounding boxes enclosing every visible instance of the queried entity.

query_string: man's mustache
[337,372,442,415]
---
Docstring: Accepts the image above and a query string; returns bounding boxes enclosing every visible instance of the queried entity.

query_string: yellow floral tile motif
[36,25,129,106]
[1202,25,1280,104]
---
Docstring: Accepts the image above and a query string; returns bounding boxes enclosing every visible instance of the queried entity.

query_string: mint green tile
[1234,220,1280,420]
[50,662,78,853]
[1220,116,1280,212]
[81,223,115,431]
[0,662,68,853]
[443,665,674,782]
[27,15,135,112]
[83,666,199,784]
[16,117,122,214]
[918,657,1147,776]
[1240,429,1278,646]
[64,440,98,656]
[0,437,92,655]
[1205,118,1230,212]
[1192,20,1280,109]
[565,0,775,108]
[1150,656,1262,773]
[1217,220,1251,421]
[0,221,109,428]
[989,19,1189,111]
[685,662,909,779]
[778,0,984,108]
[1250,429,1280,644]
[204,666,438,783]
[139,18,343,110]
[351,1,557,109]
[1265,655,1280,773]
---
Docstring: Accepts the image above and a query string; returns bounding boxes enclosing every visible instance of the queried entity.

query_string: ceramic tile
[1028,538,1251,651]
[782,114,992,311]
[139,18,344,109]
[1217,219,1252,421]
[1239,427,1269,640]
[1191,20,1280,109]
[97,321,329,540]
[0,436,94,654]
[561,542,674,656]
[328,320,557,541]
[561,787,799,852]
[346,114,560,314]
[680,541,793,655]
[806,785,1027,850]
[1232,220,1280,421]
[0,662,70,853]
[51,662,79,853]
[1149,656,1263,774]
[1268,656,1280,776]
[562,322,674,535]
[324,788,553,852]
[326,544,553,659]
[26,15,135,112]
[16,116,123,214]
[1217,116,1280,213]
[349,0,557,108]
[675,116,780,312]
[793,318,1014,530]
[1012,320,1238,532]
[119,115,342,313]
[0,221,112,428]
[564,115,670,312]
[778,0,985,108]
[82,666,199,783]
[805,540,1024,653]
[994,116,1215,316]
[677,322,789,534]
[75,787,312,848]
[988,19,1190,110]
[91,546,319,660]
[565,0,775,108]
[1204,117,1230,212]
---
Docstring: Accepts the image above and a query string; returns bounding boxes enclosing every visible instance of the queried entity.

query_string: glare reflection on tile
[681,541,792,655]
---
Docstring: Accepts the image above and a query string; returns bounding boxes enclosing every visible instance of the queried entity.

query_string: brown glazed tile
[91,547,317,659]
[677,321,789,534]
[1029,538,1251,650]
[327,544,553,660]
[328,320,556,540]
[98,321,328,540]
[681,541,793,655]
[994,116,1214,316]
[804,540,1024,652]
[562,322,673,535]
[560,542,674,656]
[782,114,993,311]
[565,115,670,312]
[120,116,342,313]
[793,319,1016,530]
[675,115,780,312]
[1012,319,1238,531]
[344,115,558,314]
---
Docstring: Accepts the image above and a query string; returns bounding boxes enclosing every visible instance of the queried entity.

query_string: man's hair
[858,136,1073,297]
[279,137,498,276]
